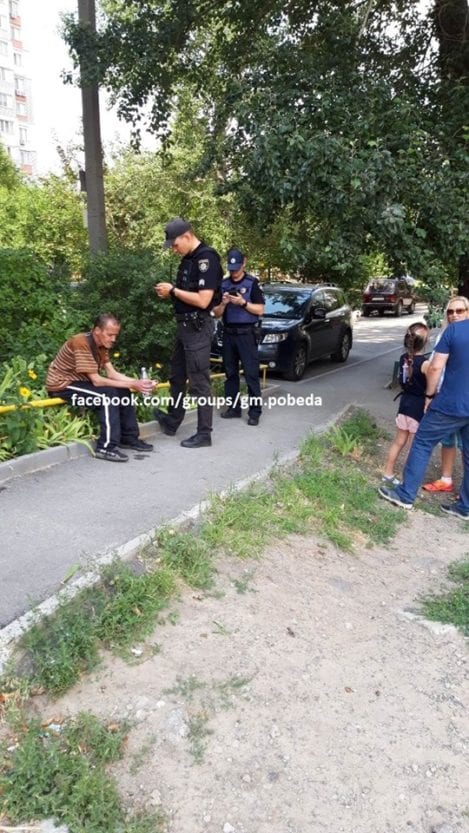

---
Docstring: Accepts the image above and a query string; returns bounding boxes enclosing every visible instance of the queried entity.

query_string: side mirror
[312,307,327,319]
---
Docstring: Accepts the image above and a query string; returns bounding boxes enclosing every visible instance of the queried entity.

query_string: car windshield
[366,280,396,293]
[263,290,311,319]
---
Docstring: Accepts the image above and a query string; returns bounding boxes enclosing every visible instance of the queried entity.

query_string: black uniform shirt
[173,242,222,315]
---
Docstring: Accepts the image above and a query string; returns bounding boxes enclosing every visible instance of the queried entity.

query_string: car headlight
[262,333,288,343]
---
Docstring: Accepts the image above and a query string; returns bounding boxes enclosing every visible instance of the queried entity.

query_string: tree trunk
[78,0,108,254]
[434,1,468,291]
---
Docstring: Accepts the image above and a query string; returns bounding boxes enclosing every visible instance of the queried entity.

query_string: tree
[64,1,469,288]
[0,174,88,275]
[0,142,21,190]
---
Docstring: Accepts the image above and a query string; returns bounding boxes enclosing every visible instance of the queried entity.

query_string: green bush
[0,248,79,362]
[71,247,176,369]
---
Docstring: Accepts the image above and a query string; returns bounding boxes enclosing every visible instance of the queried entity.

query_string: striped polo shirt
[46,333,109,392]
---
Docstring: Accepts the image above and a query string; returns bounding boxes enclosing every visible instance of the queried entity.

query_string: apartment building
[0,0,35,174]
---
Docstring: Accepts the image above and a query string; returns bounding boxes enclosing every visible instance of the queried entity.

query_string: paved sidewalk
[0,344,402,628]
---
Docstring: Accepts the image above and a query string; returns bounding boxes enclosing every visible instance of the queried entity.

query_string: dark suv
[362,277,416,317]
[212,283,353,381]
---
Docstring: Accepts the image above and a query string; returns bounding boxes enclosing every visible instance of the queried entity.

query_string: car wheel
[331,330,351,363]
[408,301,415,314]
[378,309,385,316]
[395,301,403,317]
[284,344,308,381]
[362,308,370,317]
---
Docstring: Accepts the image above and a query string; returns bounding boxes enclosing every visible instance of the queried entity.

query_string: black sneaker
[119,439,154,451]
[180,433,212,448]
[95,447,128,462]
[248,416,259,426]
[221,409,241,419]
[153,408,177,436]
[440,503,469,520]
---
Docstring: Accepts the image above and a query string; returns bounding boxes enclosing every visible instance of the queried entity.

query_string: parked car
[212,283,353,381]
[361,276,416,317]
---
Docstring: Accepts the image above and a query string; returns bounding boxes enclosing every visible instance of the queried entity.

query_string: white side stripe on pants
[66,385,112,449]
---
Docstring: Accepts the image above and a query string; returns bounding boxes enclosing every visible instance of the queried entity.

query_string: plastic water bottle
[402,356,409,384]
[140,367,148,380]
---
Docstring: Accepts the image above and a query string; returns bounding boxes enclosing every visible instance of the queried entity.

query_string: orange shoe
[422,479,453,493]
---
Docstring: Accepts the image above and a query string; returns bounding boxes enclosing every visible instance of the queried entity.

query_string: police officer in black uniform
[213,248,265,425]
[154,218,223,447]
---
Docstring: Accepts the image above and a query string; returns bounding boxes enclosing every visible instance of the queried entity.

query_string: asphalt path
[0,306,431,627]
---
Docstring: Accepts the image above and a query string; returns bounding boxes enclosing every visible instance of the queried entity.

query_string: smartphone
[228,289,240,296]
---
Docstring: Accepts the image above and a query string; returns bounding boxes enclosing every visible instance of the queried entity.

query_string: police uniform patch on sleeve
[198,259,209,273]
[199,278,206,287]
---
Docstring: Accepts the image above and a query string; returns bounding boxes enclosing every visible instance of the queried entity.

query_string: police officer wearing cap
[154,218,223,448]
[213,248,265,425]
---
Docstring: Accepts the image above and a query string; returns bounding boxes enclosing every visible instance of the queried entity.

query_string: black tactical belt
[175,312,209,322]
[224,325,256,334]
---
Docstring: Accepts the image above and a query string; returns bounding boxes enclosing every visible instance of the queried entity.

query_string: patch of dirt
[36,514,468,832]
[30,410,468,833]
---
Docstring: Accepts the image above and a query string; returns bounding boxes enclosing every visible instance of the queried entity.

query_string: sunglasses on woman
[447,308,467,316]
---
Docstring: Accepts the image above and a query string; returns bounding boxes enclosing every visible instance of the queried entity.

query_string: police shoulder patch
[198,278,206,287]
[240,287,247,294]
[198,258,209,273]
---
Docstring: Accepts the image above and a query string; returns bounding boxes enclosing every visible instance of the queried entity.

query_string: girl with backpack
[382,323,430,486]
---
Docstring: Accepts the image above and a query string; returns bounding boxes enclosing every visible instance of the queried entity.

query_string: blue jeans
[394,408,469,511]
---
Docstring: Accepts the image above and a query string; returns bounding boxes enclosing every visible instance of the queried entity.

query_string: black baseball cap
[227,248,245,270]
[162,218,192,249]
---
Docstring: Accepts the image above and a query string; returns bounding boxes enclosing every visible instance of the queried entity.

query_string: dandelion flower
[19,386,31,398]
[28,369,38,380]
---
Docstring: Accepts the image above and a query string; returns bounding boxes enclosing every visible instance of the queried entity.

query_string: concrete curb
[0,419,174,485]
[0,403,349,675]
[0,385,280,485]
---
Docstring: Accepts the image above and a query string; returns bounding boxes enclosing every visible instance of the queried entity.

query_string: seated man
[46,313,156,462]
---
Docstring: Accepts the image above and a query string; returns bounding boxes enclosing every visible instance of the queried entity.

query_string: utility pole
[78,0,108,253]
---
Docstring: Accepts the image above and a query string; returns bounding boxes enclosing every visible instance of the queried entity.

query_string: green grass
[5,409,400,699]
[0,408,418,828]
[0,712,164,833]
[15,561,176,695]
[419,559,469,635]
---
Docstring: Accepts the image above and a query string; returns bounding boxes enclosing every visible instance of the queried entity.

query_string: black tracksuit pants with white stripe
[48,383,139,451]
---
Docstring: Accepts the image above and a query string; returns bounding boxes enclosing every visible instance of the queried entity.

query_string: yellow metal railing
[0,367,268,415]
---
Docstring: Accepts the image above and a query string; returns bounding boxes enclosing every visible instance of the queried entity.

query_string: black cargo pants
[164,315,213,436]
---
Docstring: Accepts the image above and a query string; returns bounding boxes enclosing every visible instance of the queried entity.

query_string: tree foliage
[71,248,177,368]
[64,0,469,288]
[0,249,79,362]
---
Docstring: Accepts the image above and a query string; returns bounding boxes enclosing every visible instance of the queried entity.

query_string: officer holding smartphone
[154,218,223,447]
[213,248,265,425]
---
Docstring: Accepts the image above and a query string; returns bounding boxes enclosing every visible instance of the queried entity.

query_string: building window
[10,25,20,40]
[19,125,26,145]
[0,66,7,81]
[9,1,19,16]
[0,40,7,55]
[0,14,7,29]
[20,150,33,165]
[0,117,13,132]
[14,74,24,93]
[16,99,25,115]
[13,51,21,66]
[0,91,11,107]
